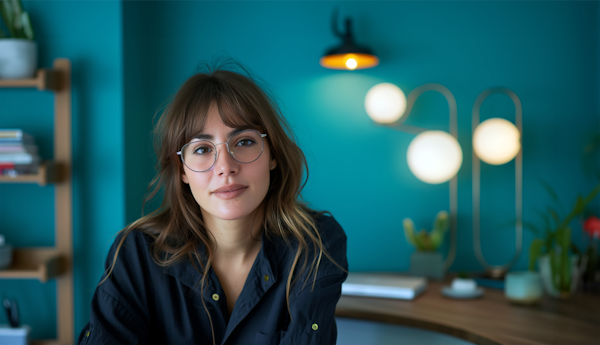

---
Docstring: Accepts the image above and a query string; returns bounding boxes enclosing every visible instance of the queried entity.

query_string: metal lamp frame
[382,83,458,271]
[471,87,523,278]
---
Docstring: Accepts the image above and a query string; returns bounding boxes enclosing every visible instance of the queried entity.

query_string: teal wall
[0,0,598,341]
[0,0,125,340]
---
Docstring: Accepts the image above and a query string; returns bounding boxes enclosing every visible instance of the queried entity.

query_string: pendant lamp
[320,11,379,70]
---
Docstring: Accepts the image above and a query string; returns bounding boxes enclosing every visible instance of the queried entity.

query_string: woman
[79,62,348,345]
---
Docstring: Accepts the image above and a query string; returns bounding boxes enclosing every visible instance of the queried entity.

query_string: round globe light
[407,131,463,184]
[364,83,407,124]
[473,118,521,165]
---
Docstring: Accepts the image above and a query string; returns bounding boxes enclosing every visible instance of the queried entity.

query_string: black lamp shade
[320,17,379,70]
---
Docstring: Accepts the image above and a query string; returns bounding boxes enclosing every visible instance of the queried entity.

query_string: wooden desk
[335,280,600,345]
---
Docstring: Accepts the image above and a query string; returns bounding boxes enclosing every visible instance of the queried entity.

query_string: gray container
[409,252,445,280]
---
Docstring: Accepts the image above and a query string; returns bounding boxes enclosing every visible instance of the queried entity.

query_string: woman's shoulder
[102,228,158,277]
[311,210,347,249]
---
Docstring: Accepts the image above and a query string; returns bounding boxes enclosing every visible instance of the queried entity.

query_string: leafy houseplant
[0,0,37,79]
[527,181,600,297]
[403,211,449,279]
[580,215,600,291]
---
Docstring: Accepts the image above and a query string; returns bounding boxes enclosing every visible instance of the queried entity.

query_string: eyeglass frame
[176,129,268,173]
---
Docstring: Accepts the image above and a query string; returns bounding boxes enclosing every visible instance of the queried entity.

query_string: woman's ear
[270,158,277,170]
[181,171,189,184]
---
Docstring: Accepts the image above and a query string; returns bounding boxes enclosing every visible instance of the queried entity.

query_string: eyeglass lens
[181,130,264,172]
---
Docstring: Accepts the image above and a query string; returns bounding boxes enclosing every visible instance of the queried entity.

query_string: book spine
[0,153,39,164]
[0,129,34,143]
[0,144,38,154]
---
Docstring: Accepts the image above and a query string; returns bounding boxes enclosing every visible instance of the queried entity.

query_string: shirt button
[264,275,269,282]
[212,293,219,301]
[312,323,318,331]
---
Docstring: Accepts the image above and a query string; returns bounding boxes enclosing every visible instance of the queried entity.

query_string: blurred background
[0,0,598,340]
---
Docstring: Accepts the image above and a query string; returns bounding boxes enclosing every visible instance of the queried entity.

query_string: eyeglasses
[177,129,267,172]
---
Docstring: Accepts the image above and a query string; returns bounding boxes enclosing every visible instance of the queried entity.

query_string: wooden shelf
[0,59,73,344]
[0,161,60,186]
[0,69,61,91]
[0,248,64,283]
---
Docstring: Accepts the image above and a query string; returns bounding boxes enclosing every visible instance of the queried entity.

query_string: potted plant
[527,181,600,298]
[403,210,449,280]
[579,215,600,292]
[0,0,36,79]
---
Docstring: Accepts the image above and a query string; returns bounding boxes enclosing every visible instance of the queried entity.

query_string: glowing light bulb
[364,83,407,124]
[345,58,358,70]
[407,131,463,184]
[473,118,520,165]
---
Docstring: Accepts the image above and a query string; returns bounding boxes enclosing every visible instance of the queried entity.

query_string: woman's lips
[212,186,247,200]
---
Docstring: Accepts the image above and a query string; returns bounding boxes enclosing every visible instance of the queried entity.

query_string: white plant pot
[0,39,38,79]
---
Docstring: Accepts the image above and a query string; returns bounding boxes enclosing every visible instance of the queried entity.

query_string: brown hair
[101,60,343,343]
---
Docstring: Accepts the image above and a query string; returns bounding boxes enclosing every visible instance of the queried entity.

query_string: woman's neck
[202,208,263,266]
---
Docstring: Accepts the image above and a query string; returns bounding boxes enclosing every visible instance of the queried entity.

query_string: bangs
[182,77,264,143]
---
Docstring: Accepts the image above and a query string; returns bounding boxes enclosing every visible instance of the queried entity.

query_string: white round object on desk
[451,278,477,292]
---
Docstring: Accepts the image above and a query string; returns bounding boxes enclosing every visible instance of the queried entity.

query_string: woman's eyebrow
[191,127,253,141]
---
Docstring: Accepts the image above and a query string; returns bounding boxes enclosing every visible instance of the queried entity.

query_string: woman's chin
[211,207,257,222]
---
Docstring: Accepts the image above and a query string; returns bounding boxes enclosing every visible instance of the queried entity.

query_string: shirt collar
[163,229,286,290]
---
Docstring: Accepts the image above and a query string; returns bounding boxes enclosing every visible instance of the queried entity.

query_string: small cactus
[403,211,449,252]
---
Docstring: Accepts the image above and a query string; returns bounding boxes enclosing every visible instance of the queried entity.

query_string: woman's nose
[214,143,239,175]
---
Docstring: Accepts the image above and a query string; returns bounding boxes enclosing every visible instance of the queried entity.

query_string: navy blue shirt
[79,213,348,345]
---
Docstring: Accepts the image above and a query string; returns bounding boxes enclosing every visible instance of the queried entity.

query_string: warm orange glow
[320,53,379,70]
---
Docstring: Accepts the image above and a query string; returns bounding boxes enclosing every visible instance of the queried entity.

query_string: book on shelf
[341,272,428,300]
[0,163,39,176]
[0,153,40,165]
[0,144,38,154]
[0,130,40,176]
[0,129,34,143]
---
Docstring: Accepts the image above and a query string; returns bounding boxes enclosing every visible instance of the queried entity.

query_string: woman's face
[181,106,277,222]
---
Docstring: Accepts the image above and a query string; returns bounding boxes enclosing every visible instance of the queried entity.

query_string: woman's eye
[236,139,256,147]
[193,146,213,155]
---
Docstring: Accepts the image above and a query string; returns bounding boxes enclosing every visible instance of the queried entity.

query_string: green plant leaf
[540,179,565,214]
[433,211,449,233]
[550,250,560,291]
[0,0,16,37]
[403,218,418,247]
[545,232,555,253]
[523,221,540,236]
[418,229,432,251]
[559,250,571,292]
[20,11,33,40]
[547,207,560,227]
[429,211,448,250]
[556,226,571,249]
[529,239,543,271]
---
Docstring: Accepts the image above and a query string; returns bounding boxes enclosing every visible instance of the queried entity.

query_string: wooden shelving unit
[0,59,73,345]
[0,248,63,283]
[0,161,60,186]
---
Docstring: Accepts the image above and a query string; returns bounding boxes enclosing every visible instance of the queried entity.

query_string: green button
[86,331,90,337]
[212,293,219,301]
[312,323,318,331]
[264,275,269,282]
